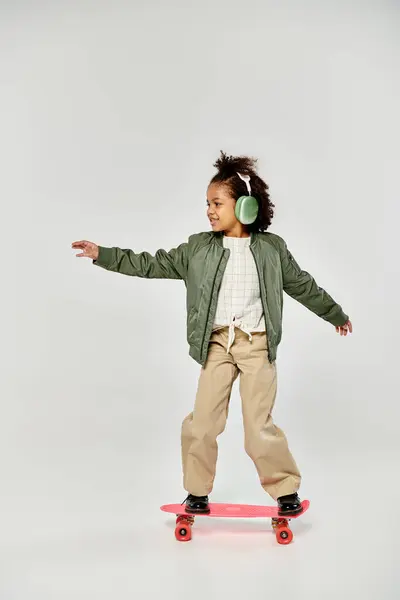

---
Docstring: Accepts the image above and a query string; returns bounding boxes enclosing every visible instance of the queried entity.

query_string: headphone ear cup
[235,196,259,225]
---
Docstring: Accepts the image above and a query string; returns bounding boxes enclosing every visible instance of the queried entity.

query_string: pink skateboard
[160,500,310,545]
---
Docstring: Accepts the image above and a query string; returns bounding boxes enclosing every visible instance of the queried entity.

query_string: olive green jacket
[93,231,348,366]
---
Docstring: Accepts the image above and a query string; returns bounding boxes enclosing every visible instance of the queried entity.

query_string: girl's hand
[335,319,353,336]
[71,240,99,261]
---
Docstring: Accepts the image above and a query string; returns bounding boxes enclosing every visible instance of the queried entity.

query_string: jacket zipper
[250,246,272,363]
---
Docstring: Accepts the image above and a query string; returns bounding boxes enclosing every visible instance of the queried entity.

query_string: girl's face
[206,183,249,237]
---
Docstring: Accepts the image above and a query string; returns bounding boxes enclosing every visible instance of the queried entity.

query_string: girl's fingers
[72,241,90,248]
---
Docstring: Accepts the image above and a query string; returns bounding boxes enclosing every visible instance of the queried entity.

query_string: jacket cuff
[328,308,349,327]
[92,246,115,269]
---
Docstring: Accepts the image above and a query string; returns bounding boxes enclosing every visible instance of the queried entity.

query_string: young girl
[72,152,352,517]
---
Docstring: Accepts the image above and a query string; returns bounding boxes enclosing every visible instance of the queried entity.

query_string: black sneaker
[183,494,210,514]
[277,493,303,516]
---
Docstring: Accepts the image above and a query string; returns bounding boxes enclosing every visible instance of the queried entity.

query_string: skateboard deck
[160,499,309,545]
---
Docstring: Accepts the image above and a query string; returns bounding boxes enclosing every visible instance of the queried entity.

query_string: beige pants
[181,327,301,501]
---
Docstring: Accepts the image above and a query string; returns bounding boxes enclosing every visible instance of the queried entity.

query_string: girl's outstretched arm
[72,240,188,280]
[278,238,350,328]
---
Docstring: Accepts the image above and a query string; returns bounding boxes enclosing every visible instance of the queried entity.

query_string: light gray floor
[0,443,397,599]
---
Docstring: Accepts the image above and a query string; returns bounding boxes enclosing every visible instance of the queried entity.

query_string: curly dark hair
[209,151,275,232]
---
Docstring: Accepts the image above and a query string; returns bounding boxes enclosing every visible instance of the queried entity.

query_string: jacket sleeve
[92,241,188,280]
[279,239,349,326]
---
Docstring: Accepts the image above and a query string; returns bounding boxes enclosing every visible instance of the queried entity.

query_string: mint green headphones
[235,172,259,225]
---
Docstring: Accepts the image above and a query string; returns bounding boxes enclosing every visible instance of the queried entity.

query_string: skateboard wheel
[175,521,192,542]
[276,526,293,545]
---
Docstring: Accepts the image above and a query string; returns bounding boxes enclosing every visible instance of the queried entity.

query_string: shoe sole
[278,506,304,517]
[184,507,211,515]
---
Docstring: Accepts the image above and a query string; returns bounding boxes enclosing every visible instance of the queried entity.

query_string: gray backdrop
[1,1,398,599]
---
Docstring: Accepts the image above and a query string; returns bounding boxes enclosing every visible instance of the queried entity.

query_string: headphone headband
[236,172,252,196]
